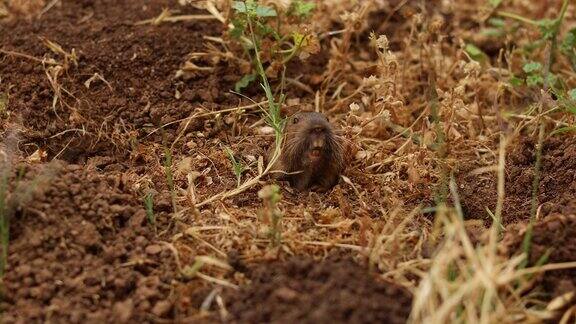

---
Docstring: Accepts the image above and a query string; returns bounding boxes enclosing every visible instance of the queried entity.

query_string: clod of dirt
[459,136,576,225]
[0,163,178,323]
[525,214,576,297]
[503,213,576,298]
[223,257,412,324]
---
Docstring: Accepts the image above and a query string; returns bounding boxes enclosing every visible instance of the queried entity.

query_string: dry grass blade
[195,143,281,208]
[409,207,576,323]
[3,0,576,321]
[134,8,217,25]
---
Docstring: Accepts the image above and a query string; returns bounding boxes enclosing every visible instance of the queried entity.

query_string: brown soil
[0,0,233,163]
[0,1,415,322]
[1,162,181,323]
[224,256,412,324]
[503,213,576,299]
[458,136,576,225]
[462,135,576,300]
[528,213,576,298]
[2,0,575,322]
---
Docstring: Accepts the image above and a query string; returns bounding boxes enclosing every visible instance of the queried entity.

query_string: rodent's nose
[312,138,324,149]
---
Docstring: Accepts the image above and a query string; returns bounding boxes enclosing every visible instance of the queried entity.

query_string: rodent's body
[268,112,344,192]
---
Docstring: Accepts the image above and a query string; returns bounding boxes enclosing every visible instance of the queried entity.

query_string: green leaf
[488,17,506,28]
[509,75,524,87]
[551,126,576,135]
[291,0,315,17]
[255,5,277,17]
[234,74,257,93]
[522,39,545,53]
[465,43,487,62]
[561,28,576,70]
[569,88,576,101]
[522,61,542,73]
[561,28,576,52]
[489,0,502,8]
[545,73,558,87]
[481,28,504,37]
[232,1,276,17]
[537,18,558,40]
[255,20,277,38]
[526,74,543,87]
[230,18,245,39]
[232,1,250,13]
[181,260,204,278]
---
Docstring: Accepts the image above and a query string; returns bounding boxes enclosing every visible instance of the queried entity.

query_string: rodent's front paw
[310,184,330,193]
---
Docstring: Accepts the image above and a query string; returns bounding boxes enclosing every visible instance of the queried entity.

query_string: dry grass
[163,0,576,321]
[2,0,576,321]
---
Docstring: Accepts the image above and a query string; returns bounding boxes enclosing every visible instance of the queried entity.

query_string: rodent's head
[283,112,340,165]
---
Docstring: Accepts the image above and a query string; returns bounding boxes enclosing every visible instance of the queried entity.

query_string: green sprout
[224,146,247,187]
[143,192,156,233]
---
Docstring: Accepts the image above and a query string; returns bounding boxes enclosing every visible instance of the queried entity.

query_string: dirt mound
[1,162,179,323]
[521,213,576,298]
[458,136,576,225]
[0,0,228,162]
[224,257,412,324]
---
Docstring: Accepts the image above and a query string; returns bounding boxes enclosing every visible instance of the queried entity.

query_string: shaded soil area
[224,257,412,324]
[529,213,576,298]
[503,213,576,299]
[1,162,180,323]
[458,136,576,225]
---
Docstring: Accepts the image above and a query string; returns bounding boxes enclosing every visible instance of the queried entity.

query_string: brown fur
[268,112,345,192]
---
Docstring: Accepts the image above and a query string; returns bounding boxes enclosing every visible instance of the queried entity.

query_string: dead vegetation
[1,0,576,323]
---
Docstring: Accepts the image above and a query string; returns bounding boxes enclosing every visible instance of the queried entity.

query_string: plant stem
[428,71,448,205]
[0,173,8,276]
[491,133,507,245]
[497,11,539,26]
[522,0,567,264]
[196,2,286,208]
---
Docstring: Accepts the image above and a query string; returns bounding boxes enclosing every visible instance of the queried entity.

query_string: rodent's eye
[293,117,299,124]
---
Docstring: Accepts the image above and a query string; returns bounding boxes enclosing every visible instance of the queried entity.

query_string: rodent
[268,111,345,192]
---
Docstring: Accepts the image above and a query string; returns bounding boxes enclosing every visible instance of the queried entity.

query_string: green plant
[229,0,318,92]
[428,73,448,205]
[196,1,295,207]
[560,28,576,71]
[497,0,570,267]
[464,43,488,63]
[550,87,576,135]
[163,147,174,193]
[480,17,520,39]
[410,176,576,323]
[257,184,282,246]
[497,1,572,88]
[143,192,156,232]
[224,146,247,187]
